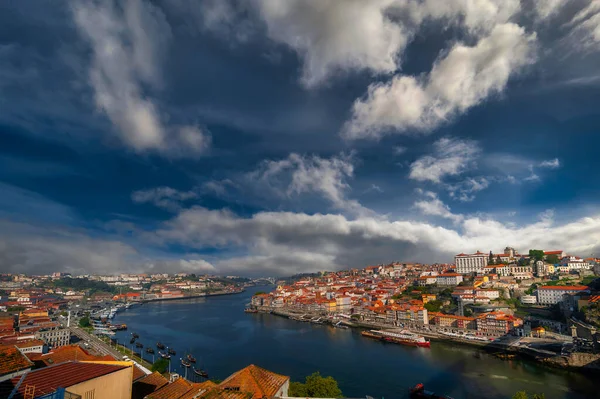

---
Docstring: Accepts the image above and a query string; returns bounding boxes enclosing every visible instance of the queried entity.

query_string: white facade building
[454,252,488,274]
[436,273,464,286]
[520,295,537,305]
[536,286,589,305]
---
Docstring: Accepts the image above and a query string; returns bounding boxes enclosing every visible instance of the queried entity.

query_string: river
[112,287,598,399]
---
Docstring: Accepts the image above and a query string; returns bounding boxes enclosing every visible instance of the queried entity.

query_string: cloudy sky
[2,0,600,276]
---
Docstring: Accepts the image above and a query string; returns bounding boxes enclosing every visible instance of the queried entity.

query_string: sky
[2,0,600,277]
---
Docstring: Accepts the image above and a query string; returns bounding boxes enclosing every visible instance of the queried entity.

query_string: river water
[112,287,597,399]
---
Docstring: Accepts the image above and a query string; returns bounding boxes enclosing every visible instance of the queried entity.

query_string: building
[431,313,476,330]
[1,361,134,399]
[436,273,464,286]
[520,295,537,305]
[476,311,523,337]
[537,286,590,305]
[544,250,566,259]
[454,252,488,274]
[145,364,289,399]
[0,344,33,382]
[35,327,70,348]
[14,339,44,354]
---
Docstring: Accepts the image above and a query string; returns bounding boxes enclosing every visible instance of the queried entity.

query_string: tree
[254,291,267,296]
[489,251,495,265]
[545,254,559,264]
[424,300,442,313]
[79,316,91,328]
[151,358,170,373]
[288,372,343,398]
[513,392,528,399]
[529,250,545,262]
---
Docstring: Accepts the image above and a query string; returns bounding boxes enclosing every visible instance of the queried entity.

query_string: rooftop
[218,364,289,399]
[0,344,33,376]
[6,361,128,398]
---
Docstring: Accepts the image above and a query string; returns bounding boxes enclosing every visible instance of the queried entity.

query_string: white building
[436,273,464,286]
[520,295,537,305]
[454,251,488,274]
[536,286,589,305]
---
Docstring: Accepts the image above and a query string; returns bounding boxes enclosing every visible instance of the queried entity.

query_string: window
[84,389,95,399]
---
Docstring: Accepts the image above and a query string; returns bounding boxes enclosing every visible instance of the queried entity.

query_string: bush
[151,358,170,374]
[288,372,342,398]
[79,316,91,328]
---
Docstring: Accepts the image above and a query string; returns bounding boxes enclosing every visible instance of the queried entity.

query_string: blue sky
[2,0,600,276]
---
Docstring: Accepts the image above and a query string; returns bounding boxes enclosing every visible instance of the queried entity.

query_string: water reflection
[112,288,597,399]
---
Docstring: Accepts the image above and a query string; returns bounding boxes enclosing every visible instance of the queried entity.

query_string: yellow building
[546,264,555,274]
[422,294,437,304]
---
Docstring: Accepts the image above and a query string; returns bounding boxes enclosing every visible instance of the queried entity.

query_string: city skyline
[2,1,600,276]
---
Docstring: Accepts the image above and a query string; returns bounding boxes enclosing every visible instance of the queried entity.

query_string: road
[68,326,122,359]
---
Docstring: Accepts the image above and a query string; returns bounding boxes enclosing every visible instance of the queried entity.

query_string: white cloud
[131,186,198,211]
[447,177,490,202]
[393,146,407,155]
[254,0,407,87]
[150,205,600,275]
[533,0,564,21]
[343,23,536,139]
[248,152,372,215]
[413,192,463,223]
[569,1,600,51]
[409,137,480,183]
[71,0,210,157]
[539,158,560,168]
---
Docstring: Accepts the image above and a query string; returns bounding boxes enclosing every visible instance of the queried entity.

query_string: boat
[168,348,176,355]
[130,338,136,344]
[132,332,139,339]
[409,383,454,399]
[361,330,431,348]
[244,308,258,313]
[157,342,165,350]
[193,367,209,378]
[333,321,348,329]
[159,351,171,359]
[145,348,155,354]
[135,342,144,348]
[181,359,191,368]
[187,354,196,363]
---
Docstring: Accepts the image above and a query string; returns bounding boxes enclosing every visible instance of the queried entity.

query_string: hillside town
[251,247,600,360]
[1,247,600,397]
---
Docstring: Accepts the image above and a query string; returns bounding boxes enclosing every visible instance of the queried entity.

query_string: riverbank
[254,306,600,373]
[141,288,245,303]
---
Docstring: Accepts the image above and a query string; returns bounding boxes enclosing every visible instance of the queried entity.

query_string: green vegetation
[424,300,443,313]
[78,316,91,328]
[512,391,545,399]
[151,358,170,374]
[254,291,267,296]
[209,379,223,384]
[545,254,559,264]
[49,277,116,295]
[529,249,545,262]
[581,276,598,286]
[7,306,25,312]
[288,372,343,398]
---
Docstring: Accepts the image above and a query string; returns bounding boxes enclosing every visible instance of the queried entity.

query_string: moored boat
[146,348,155,354]
[181,359,191,368]
[157,342,165,349]
[187,354,196,363]
[159,351,171,359]
[168,348,176,355]
[193,367,209,378]
[131,332,139,339]
[409,383,454,399]
[135,342,143,348]
[361,329,430,348]
[130,338,136,344]
[244,308,258,313]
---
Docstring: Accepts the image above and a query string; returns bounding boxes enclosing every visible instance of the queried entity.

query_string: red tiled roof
[147,377,193,399]
[180,381,218,399]
[14,339,44,349]
[218,364,289,399]
[132,371,169,399]
[544,250,563,255]
[0,344,33,376]
[27,344,113,366]
[8,361,128,397]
